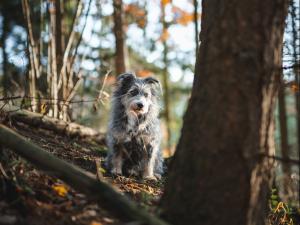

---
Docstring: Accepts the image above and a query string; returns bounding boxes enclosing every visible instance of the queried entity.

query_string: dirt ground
[0,121,164,225]
[0,120,299,225]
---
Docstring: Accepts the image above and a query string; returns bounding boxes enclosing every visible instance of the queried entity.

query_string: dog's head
[114,72,161,118]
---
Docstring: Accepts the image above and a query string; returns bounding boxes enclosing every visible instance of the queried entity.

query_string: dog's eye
[130,89,139,96]
[144,93,149,97]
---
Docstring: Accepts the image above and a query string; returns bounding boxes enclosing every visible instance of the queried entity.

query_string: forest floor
[0,120,298,225]
[0,121,164,225]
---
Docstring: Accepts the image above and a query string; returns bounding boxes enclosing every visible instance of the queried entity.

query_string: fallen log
[0,124,169,225]
[0,104,105,144]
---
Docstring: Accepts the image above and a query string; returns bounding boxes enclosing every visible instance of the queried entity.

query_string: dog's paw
[127,169,139,177]
[111,167,122,176]
[154,173,162,180]
[144,175,157,181]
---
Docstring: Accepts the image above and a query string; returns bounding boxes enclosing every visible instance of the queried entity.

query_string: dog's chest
[123,136,152,159]
[126,115,147,136]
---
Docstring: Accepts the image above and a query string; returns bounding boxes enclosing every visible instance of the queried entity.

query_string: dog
[106,72,163,180]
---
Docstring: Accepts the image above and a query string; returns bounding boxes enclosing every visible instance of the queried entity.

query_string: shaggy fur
[106,72,163,179]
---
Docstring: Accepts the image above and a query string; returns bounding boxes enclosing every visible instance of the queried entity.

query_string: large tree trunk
[113,0,126,75]
[161,1,288,225]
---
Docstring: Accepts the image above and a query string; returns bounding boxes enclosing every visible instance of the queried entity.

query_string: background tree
[160,0,171,152]
[162,1,289,225]
[278,72,292,200]
[113,0,126,75]
[0,0,24,97]
[193,0,199,54]
[290,0,300,168]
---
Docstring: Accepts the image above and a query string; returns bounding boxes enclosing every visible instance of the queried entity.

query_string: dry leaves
[52,184,68,197]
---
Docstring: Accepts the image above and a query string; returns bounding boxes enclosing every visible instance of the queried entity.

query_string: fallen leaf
[90,221,103,225]
[52,184,68,197]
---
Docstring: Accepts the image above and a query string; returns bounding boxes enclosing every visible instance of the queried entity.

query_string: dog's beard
[128,110,145,121]
[126,109,147,134]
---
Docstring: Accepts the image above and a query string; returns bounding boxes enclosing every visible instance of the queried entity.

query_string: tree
[0,0,24,97]
[113,0,126,75]
[20,0,91,119]
[278,73,292,200]
[290,0,300,165]
[160,0,171,153]
[193,0,199,54]
[1,10,9,97]
[161,0,289,225]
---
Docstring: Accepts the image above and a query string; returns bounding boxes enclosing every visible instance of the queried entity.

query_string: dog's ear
[144,77,159,85]
[144,77,162,95]
[117,72,136,84]
[116,73,136,92]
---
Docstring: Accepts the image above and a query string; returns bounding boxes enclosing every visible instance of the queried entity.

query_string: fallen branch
[0,125,169,225]
[95,158,104,181]
[1,104,105,144]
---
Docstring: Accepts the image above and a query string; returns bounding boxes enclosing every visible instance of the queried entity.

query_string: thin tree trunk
[113,0,126,75]
[1,13,9,97]
[193,0,199,54]
[278,74,292,200]
[49,2,59,118]
[161,3,171,154]
[55,0,63,71]
[22,0,39,112]
[161,1,289,225]
[290,0,300,166]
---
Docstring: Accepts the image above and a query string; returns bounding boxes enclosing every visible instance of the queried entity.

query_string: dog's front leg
[142,144,158,180]
[111,144,124,176]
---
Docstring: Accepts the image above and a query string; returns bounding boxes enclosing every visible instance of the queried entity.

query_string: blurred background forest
[0,0,299,207]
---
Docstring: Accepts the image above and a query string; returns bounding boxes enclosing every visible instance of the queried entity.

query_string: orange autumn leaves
[161,0,172,6]
[160,1,200,42]
[172,6,196,26]
[124,3,147,29]
[124,1,200,42]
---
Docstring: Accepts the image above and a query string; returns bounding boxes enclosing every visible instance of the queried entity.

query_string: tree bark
[113,0,126,75]
[0,125,169,225]
[161,1,289,225]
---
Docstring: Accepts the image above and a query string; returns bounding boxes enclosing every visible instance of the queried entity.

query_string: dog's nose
[136,103,144,109]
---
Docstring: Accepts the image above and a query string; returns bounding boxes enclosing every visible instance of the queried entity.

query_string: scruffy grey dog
[106,72,163,180]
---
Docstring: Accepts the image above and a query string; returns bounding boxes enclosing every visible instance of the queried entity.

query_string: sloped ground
[0,120,299,225]
[0,121,164,225]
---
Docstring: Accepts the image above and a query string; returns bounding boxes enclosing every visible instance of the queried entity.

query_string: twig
[259,153,300,165]
[68,0,93,72]
[57,0,83,91]
[0,162,9,179]
[93,70,111,110]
